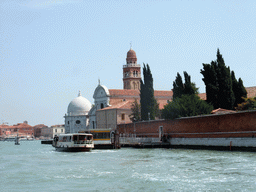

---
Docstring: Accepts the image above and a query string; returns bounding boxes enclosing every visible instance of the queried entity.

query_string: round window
[76,120,81,124]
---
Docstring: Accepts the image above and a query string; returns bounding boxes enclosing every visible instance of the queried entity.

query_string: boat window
[79,135,86,140]
[73,135,78,141]
[87,135,92,140]
[92,132,110,139]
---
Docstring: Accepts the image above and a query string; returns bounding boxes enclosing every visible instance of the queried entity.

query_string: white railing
[123,64,140,68]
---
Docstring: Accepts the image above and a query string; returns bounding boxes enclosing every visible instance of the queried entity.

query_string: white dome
[67,92,92,116]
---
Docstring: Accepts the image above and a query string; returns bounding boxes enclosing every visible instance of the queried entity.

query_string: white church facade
[64,91,91,133]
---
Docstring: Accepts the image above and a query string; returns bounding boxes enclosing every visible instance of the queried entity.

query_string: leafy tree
[162,94,213,120]
[236,97,256,111]
[140,64,158,120]
[129,99,140,122]
[173,71,198,100]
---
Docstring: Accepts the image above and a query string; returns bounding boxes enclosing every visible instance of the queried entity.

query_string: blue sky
[1,0,256,126]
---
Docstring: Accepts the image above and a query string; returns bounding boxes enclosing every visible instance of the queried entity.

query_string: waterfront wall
[117,110,256,138]
[170,137,256,147]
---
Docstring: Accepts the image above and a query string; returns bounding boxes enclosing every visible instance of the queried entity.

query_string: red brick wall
[117,111,256,138]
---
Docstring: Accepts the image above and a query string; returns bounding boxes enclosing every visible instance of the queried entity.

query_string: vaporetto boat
[52,133,94,152]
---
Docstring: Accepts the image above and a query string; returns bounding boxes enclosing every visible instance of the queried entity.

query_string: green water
[1,140,256,191]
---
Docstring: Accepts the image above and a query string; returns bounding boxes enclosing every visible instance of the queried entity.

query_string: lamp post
[148,112,150,121]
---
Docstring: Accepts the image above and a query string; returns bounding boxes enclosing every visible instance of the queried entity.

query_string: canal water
[1,140,256,192]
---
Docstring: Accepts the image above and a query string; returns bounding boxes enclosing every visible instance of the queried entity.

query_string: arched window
[133,71,138,77]
[101,103,104,109]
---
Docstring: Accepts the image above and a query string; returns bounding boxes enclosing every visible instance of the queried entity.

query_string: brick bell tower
[123,48,141,90]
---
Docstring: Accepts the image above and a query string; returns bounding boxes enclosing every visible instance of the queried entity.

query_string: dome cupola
[67,91,92,116]
[126,48,137,64]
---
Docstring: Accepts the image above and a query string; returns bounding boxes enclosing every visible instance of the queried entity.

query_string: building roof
[127,48,137,59]
[99,101,132,111]
[211,108,236,114]
[109,89,139,97]
[33,124,48,129]
[0,122,33,129]
[67,92,91,116]
[246,86,256,98]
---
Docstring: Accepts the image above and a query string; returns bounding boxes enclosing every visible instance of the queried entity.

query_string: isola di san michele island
[2,48,256,151]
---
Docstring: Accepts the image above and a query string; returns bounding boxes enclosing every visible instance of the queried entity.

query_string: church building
[87,48,173,130]
[64,47,256,133]
[64,91,92,133]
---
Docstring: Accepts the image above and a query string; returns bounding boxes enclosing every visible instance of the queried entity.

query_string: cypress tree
[237,78,247,104]
[201,49,237,110]
[215,49,235,109]
[231,71,240,107]
[184,71,197,95]
[200,61,219,108]
[173,71,198,100]
[172,72,184,100]
[140,64,156,120]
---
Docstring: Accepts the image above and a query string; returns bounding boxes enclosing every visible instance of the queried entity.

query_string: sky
[1,0,256,126]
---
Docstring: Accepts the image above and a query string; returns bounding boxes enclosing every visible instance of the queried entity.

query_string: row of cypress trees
[201,49,247,110]
[131,49,247,121]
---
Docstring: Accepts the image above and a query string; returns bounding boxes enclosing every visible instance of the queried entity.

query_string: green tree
[140,64,158,120]
[237,78,247,105]
[173,72,184,100]
[201,61,219,108]
[215,49,235,109]
[231,71,247,107]
[236,97,256,111]
[201,49,237,109]
[129,99,141,122]
[173,71,198,100]
[162,94,213,120]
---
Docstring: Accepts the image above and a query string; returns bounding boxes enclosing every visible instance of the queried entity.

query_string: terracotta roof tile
[246,86,256,98]
[211,108,236,114]
[99,101,132,111]
[109,89,140,97]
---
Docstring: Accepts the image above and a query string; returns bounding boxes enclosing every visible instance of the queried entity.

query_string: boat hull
[54,146,92,152]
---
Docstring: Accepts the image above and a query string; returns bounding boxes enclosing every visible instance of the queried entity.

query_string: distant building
[51,124,65,138]
[0,121,34,138]
[33,124,48,138]
[41,126,53,139]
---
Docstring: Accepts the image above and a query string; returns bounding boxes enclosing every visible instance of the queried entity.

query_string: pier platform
[41,140,53,144]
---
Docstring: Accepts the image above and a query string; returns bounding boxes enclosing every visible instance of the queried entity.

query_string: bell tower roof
[123,47,141,90]
[126,48,137,64]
